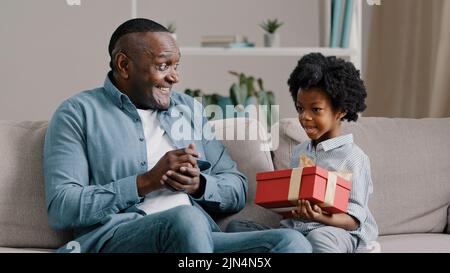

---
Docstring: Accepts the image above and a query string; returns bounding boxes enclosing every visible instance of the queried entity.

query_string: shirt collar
[103,72,129,109]
[308,134,354,152]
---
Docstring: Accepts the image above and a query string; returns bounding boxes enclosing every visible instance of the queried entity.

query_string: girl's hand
[291,199,324,221]
[291,200,359,231]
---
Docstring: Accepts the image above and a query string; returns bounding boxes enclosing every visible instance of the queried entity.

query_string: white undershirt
[135,109,191,215]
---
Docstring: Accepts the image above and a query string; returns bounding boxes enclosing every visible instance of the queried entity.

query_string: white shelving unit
[180,46,358,61]
[129,0,363,120]
[179,0,363,72]
[130,0,362,71]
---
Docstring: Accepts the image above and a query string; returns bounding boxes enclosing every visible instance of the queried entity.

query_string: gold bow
[289,154,352,208]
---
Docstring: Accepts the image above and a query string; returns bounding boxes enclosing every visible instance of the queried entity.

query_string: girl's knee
[306,228,343,253]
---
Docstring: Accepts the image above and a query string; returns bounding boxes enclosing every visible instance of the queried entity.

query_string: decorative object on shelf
[184,72,278,132]
[179,0,361,69]
[200,35,254,48]
[260,18,283,47]
[166,21,177,40]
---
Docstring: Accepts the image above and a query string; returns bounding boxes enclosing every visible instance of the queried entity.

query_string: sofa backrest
[0,121,73,248]
[209,118,274,203]
[2,117,448,246]
[209,118,283,229]
[0,118,276,246]
[272,117,450,236]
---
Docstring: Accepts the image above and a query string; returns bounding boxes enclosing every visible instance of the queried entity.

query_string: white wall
[0,0,129,121]
[0,0,372,121]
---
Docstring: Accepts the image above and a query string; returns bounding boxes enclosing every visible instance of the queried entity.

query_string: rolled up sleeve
[346,156,373,227]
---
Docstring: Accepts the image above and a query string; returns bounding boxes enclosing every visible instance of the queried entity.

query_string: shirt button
[139,137,144,142]
[140,161,146,166]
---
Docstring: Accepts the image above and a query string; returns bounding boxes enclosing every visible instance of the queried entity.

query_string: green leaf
[246,76,255,96]
[260,18,284,33]
[245,95,258,107]
[230,83,242,106]
[257,78,264,91]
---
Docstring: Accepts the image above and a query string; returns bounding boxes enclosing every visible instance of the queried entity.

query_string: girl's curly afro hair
[287,53,367,122]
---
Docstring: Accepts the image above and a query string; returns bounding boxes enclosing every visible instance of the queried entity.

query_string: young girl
[227,53,378,253]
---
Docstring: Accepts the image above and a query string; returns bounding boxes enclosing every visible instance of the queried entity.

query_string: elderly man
[44,18,311,253]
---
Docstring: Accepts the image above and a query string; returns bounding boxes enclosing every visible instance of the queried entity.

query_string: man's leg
[225,219,273,232]
[100,205,214,253]
[213,229,312,253]
[306,226,357,253]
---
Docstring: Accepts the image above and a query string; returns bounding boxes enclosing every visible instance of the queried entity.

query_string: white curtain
[365,0,450,118]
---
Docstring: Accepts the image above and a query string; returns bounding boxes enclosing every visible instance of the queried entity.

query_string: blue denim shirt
[44,73,248,253]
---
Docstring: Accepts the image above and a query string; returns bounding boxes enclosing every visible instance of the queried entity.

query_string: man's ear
[115,52,130,80]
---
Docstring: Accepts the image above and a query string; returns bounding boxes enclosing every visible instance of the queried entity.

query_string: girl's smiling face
[296,87,346,145]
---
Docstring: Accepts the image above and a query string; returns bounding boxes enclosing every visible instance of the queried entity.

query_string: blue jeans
[100,206,312,253]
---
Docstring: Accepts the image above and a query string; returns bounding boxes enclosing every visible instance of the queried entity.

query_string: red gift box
[255,166,352,214]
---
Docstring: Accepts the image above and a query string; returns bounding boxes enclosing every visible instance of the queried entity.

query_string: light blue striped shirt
[280,134,378,248]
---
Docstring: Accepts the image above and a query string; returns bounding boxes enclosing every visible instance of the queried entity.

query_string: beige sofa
[1,117,449,252]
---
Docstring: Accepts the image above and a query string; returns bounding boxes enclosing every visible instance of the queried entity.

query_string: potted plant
[184,71,278,131]
[166,21,177,40]
[259,18,283,47]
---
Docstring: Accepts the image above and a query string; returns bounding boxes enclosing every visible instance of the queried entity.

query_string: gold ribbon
[322,171,338,207]
[320,171,353,208]
[288,167,303,205]
[336,171,353,181]
[287,155,315,206]
[295,154,352,209]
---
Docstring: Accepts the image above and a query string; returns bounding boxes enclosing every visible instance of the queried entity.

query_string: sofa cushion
[378,234,450,253]
[272,118,307,170]
[0,121,72,248]
[273,117,450,236]
[0,247,54,253]
[208,118,281,229]
[209,118,274,203]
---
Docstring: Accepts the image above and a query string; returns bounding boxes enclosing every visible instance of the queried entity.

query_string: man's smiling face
[119,31,180,110]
